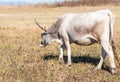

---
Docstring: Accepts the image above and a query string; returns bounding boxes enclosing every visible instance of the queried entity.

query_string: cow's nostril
[41,41,43,45]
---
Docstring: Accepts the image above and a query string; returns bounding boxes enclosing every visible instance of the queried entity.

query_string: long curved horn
[34,19,47,32]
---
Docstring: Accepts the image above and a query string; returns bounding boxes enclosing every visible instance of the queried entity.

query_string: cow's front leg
[60,32,71,66]
[64,41,71,66]
[59,45,65,63]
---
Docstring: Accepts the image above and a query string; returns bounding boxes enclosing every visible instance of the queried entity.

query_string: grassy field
[0,5,120,82]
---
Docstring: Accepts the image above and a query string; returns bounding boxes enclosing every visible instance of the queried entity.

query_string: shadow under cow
[43,54,111,72]
[43,54,99,65]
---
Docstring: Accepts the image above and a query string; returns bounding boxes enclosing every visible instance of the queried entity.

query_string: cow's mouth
[40,43,48,47]
[40,44,44,47]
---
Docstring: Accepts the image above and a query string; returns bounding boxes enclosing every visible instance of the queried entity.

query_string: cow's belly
[72,35,98,46]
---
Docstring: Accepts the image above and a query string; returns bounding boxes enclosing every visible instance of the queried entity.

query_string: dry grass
[0,5,120,82]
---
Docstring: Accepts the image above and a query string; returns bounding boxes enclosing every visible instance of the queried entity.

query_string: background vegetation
[38,0,120,7]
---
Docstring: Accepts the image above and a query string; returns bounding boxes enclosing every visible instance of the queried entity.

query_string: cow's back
[58,10,111,45]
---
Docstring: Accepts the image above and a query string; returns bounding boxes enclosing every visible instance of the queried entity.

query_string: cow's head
[35,20,60,47]
[40,30,55,47]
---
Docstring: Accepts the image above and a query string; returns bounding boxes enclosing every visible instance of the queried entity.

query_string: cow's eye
[43,33,47,35]
[41,33,47,37]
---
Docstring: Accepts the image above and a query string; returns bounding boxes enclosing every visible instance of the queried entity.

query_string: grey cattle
[35,9,119,74]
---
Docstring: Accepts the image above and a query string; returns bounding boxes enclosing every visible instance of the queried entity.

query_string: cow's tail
[108,10,120,67]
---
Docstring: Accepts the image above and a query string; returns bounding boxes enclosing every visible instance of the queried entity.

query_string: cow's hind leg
[96,47,107,70]
[101,40,117,74]
[111,41,120,67]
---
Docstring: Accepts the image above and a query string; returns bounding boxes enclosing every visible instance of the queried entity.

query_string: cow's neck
[48,32,63,45]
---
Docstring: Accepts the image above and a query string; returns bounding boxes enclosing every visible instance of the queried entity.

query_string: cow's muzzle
[40,41,48,47]
[40,41,44,47]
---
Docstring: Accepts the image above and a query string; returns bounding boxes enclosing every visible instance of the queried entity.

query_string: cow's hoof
[66,64,72,68]
[66,63,72,67]
[95,66,101,71]
[68,62,72,66]
[59,58,64,64]
[111,68,117,74]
